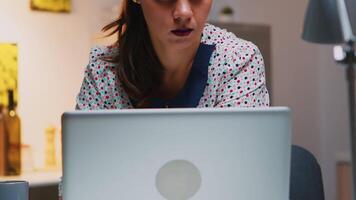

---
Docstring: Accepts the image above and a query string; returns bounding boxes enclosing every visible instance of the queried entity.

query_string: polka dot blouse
[76,23,270,109]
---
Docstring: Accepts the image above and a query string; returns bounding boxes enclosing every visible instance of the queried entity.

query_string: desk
[0,171,61,200]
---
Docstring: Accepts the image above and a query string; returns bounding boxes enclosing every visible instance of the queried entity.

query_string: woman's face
[139,0,212,51]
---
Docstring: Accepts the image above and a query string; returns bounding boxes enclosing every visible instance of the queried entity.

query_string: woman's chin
[167,37,199,51]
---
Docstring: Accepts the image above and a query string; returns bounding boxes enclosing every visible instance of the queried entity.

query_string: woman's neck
[153,41,201,99]
[157,42,199,72]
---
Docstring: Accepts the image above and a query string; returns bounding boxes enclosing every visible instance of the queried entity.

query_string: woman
[61,1,270,198]
[76,0,269,109]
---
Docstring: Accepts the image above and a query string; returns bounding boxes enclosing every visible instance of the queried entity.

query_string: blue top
[141,43,216,108]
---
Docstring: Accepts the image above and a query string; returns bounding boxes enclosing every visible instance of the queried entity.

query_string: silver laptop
[62,107,291,200]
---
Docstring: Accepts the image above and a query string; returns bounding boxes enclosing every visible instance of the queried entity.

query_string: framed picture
[0,43,18,106]
[30,0,71,13]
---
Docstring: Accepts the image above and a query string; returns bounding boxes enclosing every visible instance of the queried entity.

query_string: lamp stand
[339,41,356,199]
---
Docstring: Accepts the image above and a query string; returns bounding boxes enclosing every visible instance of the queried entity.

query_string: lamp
[302,0,356,199]
[302,0,344,43]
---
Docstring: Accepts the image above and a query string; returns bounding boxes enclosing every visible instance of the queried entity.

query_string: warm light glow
[0,43,18,107]
[9,110,16,117]
[30,0,71,13]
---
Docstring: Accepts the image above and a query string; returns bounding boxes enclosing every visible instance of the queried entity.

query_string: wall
[318,46,350,200]
[0,0,120,169]
[209,0,350,199]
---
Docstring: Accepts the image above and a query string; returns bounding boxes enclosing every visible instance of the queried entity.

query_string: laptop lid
[62,107,291,200]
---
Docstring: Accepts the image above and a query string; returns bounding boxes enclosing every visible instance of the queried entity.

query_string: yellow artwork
[0,44,18,107]
[30,0,71,13]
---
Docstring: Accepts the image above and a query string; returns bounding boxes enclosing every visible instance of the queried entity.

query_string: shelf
[0,170,62,187]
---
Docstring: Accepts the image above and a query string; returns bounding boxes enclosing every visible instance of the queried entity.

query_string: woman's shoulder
[76,45,132,110]
[202,23,263,72]
[200,24,269,108]
[85,45,119,75]
[202,23,260,55]
[88,45,118,64]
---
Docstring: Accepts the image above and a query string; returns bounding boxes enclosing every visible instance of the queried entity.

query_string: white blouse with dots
[76,23,270,109]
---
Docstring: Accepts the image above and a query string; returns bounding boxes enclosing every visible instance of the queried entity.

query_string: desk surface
[0,170,62,187]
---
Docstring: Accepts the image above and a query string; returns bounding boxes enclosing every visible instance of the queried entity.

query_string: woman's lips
[171,28,193,37]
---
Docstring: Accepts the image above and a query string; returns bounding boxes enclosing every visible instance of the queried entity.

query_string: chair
[290,145,325,200]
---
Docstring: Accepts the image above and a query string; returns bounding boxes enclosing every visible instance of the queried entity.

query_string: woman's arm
[75,46,126,110]
[215,42,270,108]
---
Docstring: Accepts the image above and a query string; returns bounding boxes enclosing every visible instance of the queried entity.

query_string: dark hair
[102,0,163,107]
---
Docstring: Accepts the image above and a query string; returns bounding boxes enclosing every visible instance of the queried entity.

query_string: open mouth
[171,28,193,37]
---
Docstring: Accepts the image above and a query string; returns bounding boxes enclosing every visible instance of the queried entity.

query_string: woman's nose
[173,0,193,22]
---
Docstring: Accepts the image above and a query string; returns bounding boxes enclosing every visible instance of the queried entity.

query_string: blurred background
[0,0,352,199]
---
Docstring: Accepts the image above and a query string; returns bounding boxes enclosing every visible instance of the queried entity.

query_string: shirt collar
[149,42,215,108]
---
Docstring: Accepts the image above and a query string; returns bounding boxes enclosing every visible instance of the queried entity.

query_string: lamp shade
[302,0,344,44]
